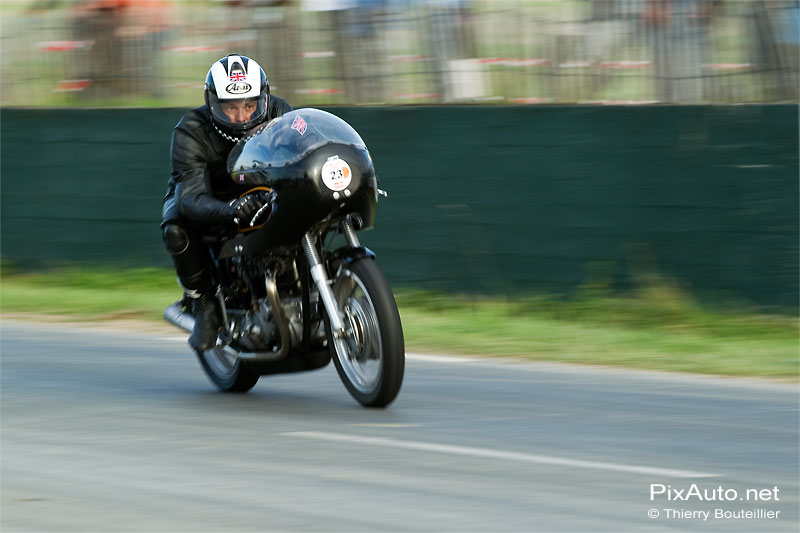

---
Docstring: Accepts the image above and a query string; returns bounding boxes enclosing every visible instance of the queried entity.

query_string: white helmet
[204,54,270,140]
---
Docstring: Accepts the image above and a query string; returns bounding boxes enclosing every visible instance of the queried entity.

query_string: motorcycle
[164,108,404,407]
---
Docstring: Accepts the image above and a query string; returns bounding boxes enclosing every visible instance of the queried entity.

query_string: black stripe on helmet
[220,54,249,76]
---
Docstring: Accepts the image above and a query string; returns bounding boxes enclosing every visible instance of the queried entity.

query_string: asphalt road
[1,319,797,533]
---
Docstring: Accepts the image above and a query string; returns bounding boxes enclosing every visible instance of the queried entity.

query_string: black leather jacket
[161,96,292,227]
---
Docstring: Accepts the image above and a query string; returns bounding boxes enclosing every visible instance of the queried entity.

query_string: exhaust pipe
[164,301,194,333]
[265,273,292,358]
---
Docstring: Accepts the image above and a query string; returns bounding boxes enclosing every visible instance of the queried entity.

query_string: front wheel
[196,346,260,393]
[326,258,405,407]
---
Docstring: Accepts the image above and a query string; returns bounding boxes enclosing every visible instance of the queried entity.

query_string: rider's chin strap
[213,122,268,144]
[213,123,242,143]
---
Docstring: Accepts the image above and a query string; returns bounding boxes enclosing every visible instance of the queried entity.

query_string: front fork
[301,218,361,338]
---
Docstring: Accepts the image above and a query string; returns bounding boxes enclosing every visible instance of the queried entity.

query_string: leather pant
[162,197,213,295]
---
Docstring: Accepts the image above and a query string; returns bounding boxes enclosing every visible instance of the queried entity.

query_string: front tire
[325,258,405,407]
[196,346,260,393]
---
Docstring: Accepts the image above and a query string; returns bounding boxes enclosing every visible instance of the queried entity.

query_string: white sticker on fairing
[321,155,352,191]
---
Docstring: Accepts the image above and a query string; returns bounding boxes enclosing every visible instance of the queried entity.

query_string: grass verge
[1,266,797,379]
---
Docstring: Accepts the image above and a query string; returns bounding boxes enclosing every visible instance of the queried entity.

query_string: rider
[161,54,292,352]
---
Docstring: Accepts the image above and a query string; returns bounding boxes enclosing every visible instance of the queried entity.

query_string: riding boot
[188,290,221,352]
[162,223,220,352]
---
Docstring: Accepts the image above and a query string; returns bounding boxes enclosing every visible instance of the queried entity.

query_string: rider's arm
[170,125,231,225]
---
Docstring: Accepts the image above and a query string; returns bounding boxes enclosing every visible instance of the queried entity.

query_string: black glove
[223,191,274,227]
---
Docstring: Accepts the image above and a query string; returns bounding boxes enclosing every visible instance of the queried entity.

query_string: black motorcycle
[164,109,404,407]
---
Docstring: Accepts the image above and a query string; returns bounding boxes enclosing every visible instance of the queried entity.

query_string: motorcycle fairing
[222,110,379,258]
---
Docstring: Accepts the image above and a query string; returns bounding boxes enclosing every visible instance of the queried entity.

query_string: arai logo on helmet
[226,81,252,94]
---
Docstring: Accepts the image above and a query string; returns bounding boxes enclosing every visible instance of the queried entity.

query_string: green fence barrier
[2,106,797,309]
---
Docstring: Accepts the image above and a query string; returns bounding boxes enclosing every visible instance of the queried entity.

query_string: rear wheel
[326,258,405,407]
[196,346,260,393]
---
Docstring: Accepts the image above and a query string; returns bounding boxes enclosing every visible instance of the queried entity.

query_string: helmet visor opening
[208,94,266,135]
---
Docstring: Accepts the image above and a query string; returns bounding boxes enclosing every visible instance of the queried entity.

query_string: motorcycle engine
[226,304,277,353]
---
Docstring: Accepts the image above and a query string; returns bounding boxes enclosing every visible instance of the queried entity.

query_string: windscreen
[229,108,367,172]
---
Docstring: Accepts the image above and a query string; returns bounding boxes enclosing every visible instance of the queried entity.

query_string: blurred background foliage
[1,0,798,108]
[2,264,797,376]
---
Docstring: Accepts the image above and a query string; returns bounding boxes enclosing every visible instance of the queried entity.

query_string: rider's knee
[163,224,190,255]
